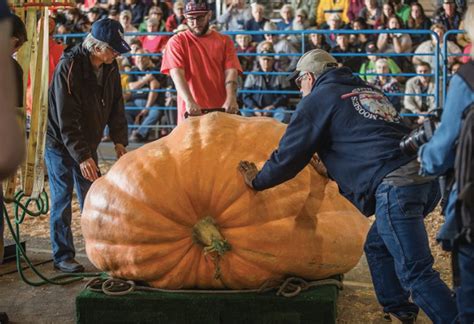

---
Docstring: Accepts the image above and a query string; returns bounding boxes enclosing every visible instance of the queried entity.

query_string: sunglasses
[295,72,311,88]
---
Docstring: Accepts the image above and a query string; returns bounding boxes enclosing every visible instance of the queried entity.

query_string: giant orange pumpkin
[82,113,369,289]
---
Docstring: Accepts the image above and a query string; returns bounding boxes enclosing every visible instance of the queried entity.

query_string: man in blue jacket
[238,49,458,323]
[419,5,474,322]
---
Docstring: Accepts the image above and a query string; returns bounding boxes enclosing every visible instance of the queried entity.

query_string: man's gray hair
[82,33,109,53]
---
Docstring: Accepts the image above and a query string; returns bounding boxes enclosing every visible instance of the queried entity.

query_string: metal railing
[54,28,442,134]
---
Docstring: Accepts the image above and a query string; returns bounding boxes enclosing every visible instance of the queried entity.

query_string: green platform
[76,284,339,324]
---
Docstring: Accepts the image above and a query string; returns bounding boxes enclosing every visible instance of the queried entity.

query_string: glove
[238,160,259,189]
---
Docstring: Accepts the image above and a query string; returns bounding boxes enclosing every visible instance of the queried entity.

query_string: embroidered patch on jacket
[342,88,401,123]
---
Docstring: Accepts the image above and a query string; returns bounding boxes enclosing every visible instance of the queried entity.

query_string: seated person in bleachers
[217,0,252,31]
[403,62,435,124]
[347,0,365,23]
[324,13,344,48]
[406,2,432,47]
[120,10,138,45]
[244,4,269,43]
[377,15,412,54]
[127,49,165,143]
[377,15,412,69]
[289,0,316,24]
[375,2,395,29]
[139,6,166,33]
[139,17,169,55]
[330,33,363,71]
[165,1,186,32]
[359,41,401,82]
[413,23,461,70]
[242,50,291,123]
[390,0,410,25]
[262,21,299,72]
[288,9,311,49]
[350,17,375,52]
[235,34,256,74]
[306,30,331,52]
[369,58,402,111]
[316,0,350,26]
[358,0,382,28]
[277,4,294,31]
[432,0,462,41]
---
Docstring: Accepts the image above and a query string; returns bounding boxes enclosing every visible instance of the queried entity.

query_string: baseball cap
[91,18,131,54]
[443,0,455,4]
[288,49,338,80]
[185,0,210,15]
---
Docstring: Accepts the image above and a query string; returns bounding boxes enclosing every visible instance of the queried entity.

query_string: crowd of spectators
[48,0,472,140]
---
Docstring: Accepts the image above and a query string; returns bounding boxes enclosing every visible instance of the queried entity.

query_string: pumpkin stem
[192,217,231,279]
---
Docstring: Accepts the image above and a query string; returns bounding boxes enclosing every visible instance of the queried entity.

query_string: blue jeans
[457,242,474,323]
[242,106,290,123]
[126,99,163,138]
[365,181,458,323]
[44,145,92,263]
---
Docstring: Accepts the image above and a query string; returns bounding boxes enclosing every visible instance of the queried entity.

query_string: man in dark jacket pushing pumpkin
[238,49,458,323]
[46,18,129,273]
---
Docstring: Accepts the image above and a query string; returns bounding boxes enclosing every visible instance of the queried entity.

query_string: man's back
[254,68,413,215]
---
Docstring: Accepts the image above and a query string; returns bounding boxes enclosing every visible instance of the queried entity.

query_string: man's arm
[0,20,24,180]
[223,68,239,113]
[169,67,202,115]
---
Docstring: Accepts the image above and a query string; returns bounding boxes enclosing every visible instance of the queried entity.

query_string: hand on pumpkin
[80,158,100,182]
[238,161,259,189]
[186,101,203,117]
[223,98,239,114]
[309,155,328,178]
[114,144,127,159]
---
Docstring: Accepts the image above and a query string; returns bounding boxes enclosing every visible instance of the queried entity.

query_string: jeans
[126,99,163,138]
[44,145,92,263]
[242,106,290,123]
[457,242,474,324]
[365,181,458,323]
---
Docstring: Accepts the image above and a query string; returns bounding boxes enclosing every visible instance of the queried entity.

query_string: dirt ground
[1,161,452,323]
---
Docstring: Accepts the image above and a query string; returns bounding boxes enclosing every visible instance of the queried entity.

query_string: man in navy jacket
[238,49,458,323]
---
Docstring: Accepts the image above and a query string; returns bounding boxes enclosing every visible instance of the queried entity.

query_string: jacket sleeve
[108,68,129,146]
[419,74,472,176]
[52,60,92,164]
[252,106,327,190]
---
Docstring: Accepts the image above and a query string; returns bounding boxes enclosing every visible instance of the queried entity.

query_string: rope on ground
[85,276,343,297]
[2,190,103,286]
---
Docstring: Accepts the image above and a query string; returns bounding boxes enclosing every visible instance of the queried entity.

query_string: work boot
[384,312,417,324]
[54,259,84,273]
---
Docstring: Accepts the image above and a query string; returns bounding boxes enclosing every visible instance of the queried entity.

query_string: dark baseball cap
[91,18,131,54]
[185,0,210,15]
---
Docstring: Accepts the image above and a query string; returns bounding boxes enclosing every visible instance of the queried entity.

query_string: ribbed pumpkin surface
[82,113,369,289]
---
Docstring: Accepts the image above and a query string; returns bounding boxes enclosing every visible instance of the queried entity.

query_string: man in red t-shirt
[161,0,242,124]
